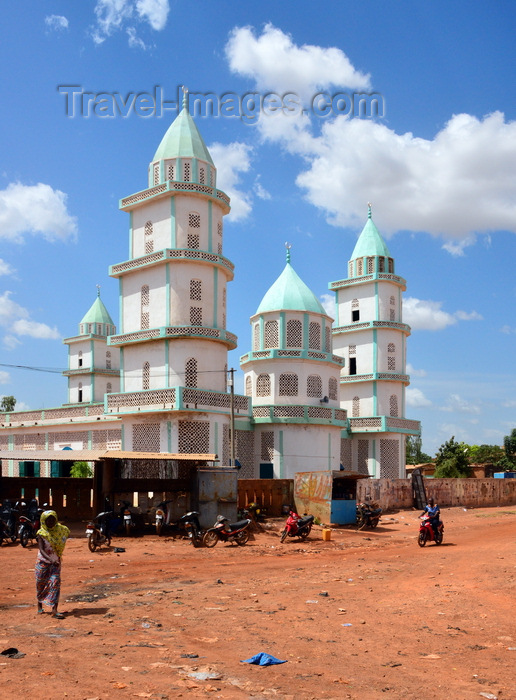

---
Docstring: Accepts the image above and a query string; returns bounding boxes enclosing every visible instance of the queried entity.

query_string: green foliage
[406,436,433,465]
[70,461,93,478]
[468,444,505,464]
[493,454,516,472]
[433,458,469,478]
[0,395,16,412]
[503,428,516,460]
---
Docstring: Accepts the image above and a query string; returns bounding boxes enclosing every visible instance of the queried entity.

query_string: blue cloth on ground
[241,653,287,666]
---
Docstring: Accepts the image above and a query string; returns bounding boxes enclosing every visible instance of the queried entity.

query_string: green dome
[153,103,214,164]
[80,294,115,326]
[256,261,326,315]
[351,213,390,259]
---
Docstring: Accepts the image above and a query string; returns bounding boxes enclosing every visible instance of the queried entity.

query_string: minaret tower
[63,287,120,405]
[241,245,346,478]
[106,89,248,458]
[330,206,420,477]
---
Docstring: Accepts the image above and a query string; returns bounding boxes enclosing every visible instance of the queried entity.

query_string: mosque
[0,97,420,481]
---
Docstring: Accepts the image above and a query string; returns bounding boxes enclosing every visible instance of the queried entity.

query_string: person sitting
[421,497,440,537]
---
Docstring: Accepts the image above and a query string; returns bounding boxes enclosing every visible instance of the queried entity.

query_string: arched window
[388,343,395,352]
[286,319,302,348]
[222,288,226,327]
[144,220,153,254]
[106,382,112,393]
[388,343,396,371]
[307,375,322,398]
[264,320,279,348]
[388,258,394,273]
[78,350,83,368]
[217,221,223,255]
[367,257,374,273]
[390,395,398,417]
[190,279,202,301]
[141,285,150,329]
[325,326,331,353]
[352,396,360,417]
[379,258,385,272]
[357,258,363,276]
[329,377,338,401]
[308,322,321,350]
[78,382,83,403]
[279,373,298,396]
[390,295,395,306]
[256,373,270,397]
[185,358,197,387]
[245,376,252,396]
[143,362,150,390]
[153,163,159,186]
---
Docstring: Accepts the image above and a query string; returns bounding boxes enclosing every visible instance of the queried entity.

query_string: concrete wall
[357,477,516,510]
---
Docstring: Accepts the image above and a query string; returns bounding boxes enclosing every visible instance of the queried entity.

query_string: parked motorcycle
[203,515,251,548]
[119,500,142,536]
[155,499,174,536]
[418,513,444,546]
[18,499,45,547]
[356,501,382,530]
[0,500,19,544]
[179,511,204,547]
[86,510,113,552]
[280,510,315,543]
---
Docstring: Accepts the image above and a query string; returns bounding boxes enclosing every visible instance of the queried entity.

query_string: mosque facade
[0,101,420,480]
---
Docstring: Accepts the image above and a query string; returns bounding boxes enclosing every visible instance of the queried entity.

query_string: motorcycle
[0,500,19,544]
[17,499,45,547]
[86,510,113,552]
[155,499,174,536]
[203,515,252,548]
[179,511,204,547]
[119,500,142,536]
[356,501,382,530]
[280,510,315,543]
[418,513,444,546]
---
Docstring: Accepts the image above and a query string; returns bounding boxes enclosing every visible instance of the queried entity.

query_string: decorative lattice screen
[307,375,322,397]
[286,319,302,348]
[279,373,298,396]
[380,438,399,478]
[132,423,160,452]
[358,439,369,475]
[178,420,209,454]
[256,374,270,397]
[261,431,274,461]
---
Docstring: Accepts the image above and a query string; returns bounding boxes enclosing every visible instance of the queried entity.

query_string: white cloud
[92,0,169,45]
[45,15,69,31]
[209,142,253,222]
[406,363,426,378]
[224,27,516,246]
[254,178,271,201]
[0,371,10,385]
[320,293,335,319]
[440,393,481,415]
[501,325,516,335]
[406,387,432,408]
[0,259,14,276]
[403,297,482,331]
[0,182,77,243]
[0,291,60,346]
[225,24,371,102]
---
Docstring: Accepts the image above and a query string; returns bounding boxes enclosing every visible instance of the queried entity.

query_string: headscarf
[37,510,70,557]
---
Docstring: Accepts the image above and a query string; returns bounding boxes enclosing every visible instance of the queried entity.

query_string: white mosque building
[0,97,420,480]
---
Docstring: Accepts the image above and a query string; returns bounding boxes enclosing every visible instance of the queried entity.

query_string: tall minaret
[63,288,120,405]
[107,89,247,458]
[330,205,420,477]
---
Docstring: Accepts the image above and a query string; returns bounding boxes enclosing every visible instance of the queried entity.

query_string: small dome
[80,293,115,326]
[152,101,214,164]
[350,211,390,260]
[256,260,326,315]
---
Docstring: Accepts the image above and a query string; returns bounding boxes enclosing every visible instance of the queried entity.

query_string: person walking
[35,510,70,618]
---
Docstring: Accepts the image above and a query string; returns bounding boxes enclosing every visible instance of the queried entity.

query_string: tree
[434,436,470,477]
[70,461,93,478]
[0,395,16,412]
[406,436,433,465]
[468,444,505,464]
[503,428,516,462]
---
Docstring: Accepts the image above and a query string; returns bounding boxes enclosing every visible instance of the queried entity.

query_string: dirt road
[0,506,515,700]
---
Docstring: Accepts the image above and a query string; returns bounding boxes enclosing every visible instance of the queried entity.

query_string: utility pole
[228,368,235,467]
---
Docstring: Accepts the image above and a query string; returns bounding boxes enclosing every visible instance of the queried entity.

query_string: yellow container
[322,528,332,541]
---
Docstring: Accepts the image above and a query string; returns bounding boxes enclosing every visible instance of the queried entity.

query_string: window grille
[380,438,399,477]
[189,212,200,228]
[222,288,226,327]
[253,324,260,351]
[143,362,150,390]
[261,431,274,461]
[78,351,83,367]
[379,258,385,272]
[279,373,298,396]
[308,322,321,350]
[390,309,395,321]
[349,345,356,355]
[190,279,202,301]
[185,358,197,387]
[357,259,363,276]
[199,167,205,184]
[183,162,191,182]
[325,326,331,352]
[106,383,112,393]
[245,376,252,396]
[307,375,322,398]
[256,374,271,396]
[388,258,394,273]
[187,233,200,249]
[145,221,153,236]
[348,261,353,277]
[389,395,398,417]
[352,396,360,417]
[133,423,160,452]
[167,163,175,181]
[390,295,395,306]
[388,356,395,370]
[190,306,202,326]
[388,343,395,352]
[178,420,209,454]
[264,320,279,348]
[106,351,111,369]
[329,377,338,400]
[367,257,374,273]
[286,319,302,347]
[358,439,369,475]
[153,164,159,186]
[141,285,150,329]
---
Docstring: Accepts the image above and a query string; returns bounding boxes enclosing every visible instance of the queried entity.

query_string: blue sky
[1,1,515,455]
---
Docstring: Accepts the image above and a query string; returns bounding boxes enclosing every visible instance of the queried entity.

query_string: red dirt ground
[0,505,515,700]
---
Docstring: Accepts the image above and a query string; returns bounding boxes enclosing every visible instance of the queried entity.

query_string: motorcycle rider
[421,497,440,538]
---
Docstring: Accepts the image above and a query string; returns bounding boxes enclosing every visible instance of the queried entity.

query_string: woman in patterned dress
[35,510,70,618]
